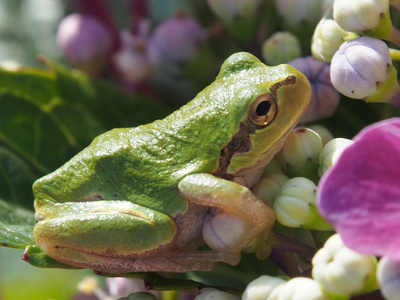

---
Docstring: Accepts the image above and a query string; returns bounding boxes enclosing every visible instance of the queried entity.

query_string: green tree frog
[32,52,311,274]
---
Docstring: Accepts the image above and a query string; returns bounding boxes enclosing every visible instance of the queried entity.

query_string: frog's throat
[213,75,297,182]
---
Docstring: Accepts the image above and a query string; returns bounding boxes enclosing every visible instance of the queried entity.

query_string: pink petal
[317,118,400,260]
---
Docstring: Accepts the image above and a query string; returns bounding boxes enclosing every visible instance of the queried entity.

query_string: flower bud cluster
[57,13,205,84]
[252,125,355,231]
[311,0,400,108]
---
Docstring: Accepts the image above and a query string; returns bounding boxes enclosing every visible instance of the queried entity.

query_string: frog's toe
[202,208,252,253]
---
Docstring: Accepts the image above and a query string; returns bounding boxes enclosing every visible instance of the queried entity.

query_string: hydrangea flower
[317,118,400,260]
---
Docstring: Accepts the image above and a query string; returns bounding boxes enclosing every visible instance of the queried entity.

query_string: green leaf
[0,146,37,207]
[0,199,35,248]
[0,61,168,175]
[0,60,169,251]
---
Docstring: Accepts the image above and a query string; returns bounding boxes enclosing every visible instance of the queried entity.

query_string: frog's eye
[248,93,277,126]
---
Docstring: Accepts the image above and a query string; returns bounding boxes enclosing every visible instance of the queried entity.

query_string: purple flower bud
[148,14,206,65]
[289,56,340,123]
[57,14,112,75]
[317,118,400,260]
[377,257,400,299]
[330,36,393,99]
[112,30,153,83]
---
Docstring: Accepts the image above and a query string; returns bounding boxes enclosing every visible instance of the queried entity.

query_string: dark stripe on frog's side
[213,75,297,180]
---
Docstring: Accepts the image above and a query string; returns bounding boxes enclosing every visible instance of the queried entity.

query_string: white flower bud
[262,32,301,65]
[312,18,358,63]
[377,256,400,300]
[252,173,290,207]
[207,0,263,23]
[195,288,240,300]
[312,234,378,296]
[275,0,323,29]
[269,277,331,300]
[274,177,332,230]
[333,0,389,33]
[318,138,354,176]
[242,275,286,300]
[330,36,392,99]
[307,125,334,145]
[275,128,323,181]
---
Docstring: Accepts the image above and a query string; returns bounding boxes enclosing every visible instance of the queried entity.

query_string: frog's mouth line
[213,75,297,181]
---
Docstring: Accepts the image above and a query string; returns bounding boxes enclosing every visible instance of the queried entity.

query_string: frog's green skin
[32,52,311,274]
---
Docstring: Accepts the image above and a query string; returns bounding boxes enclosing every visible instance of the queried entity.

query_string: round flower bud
[275,128,323,181]
[308,125,334,145]
[242,275,286,300]
[262,32,301,65]
[195,288,239,300]
[202,208,250,252]
[263,158,284,176]
[289,56,340,124]
[333,0,389,33]
[318,138,353,176]
[113,30,153,83]
[312,18,358,63]
[275,0,323,29]
[274,177,332,230]
[377,256,400,300]
[312,234,378,296]
[207,0,262,23]
[148,15,206,65]
[252,173,290,207]
[56,14,112,75]
[207,0,263,39]
[269,277,331,300]
[330,36,394,99]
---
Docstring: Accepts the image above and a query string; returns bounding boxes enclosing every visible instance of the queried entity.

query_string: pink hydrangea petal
[317,118,400,260]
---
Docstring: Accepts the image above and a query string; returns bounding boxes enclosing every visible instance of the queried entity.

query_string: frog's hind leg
[57,248,241,273]
[33,200,178,269]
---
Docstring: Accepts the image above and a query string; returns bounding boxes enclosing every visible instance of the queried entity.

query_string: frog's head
[213,52,311,186]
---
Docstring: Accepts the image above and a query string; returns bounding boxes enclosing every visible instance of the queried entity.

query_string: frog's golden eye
[248,93,277,126]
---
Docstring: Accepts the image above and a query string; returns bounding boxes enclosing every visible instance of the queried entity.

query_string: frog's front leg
[178,173,276,259]
[33,201,178,268]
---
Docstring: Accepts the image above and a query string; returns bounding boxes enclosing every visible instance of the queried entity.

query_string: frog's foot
[178,173,276,254]
[46,247,240,273]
